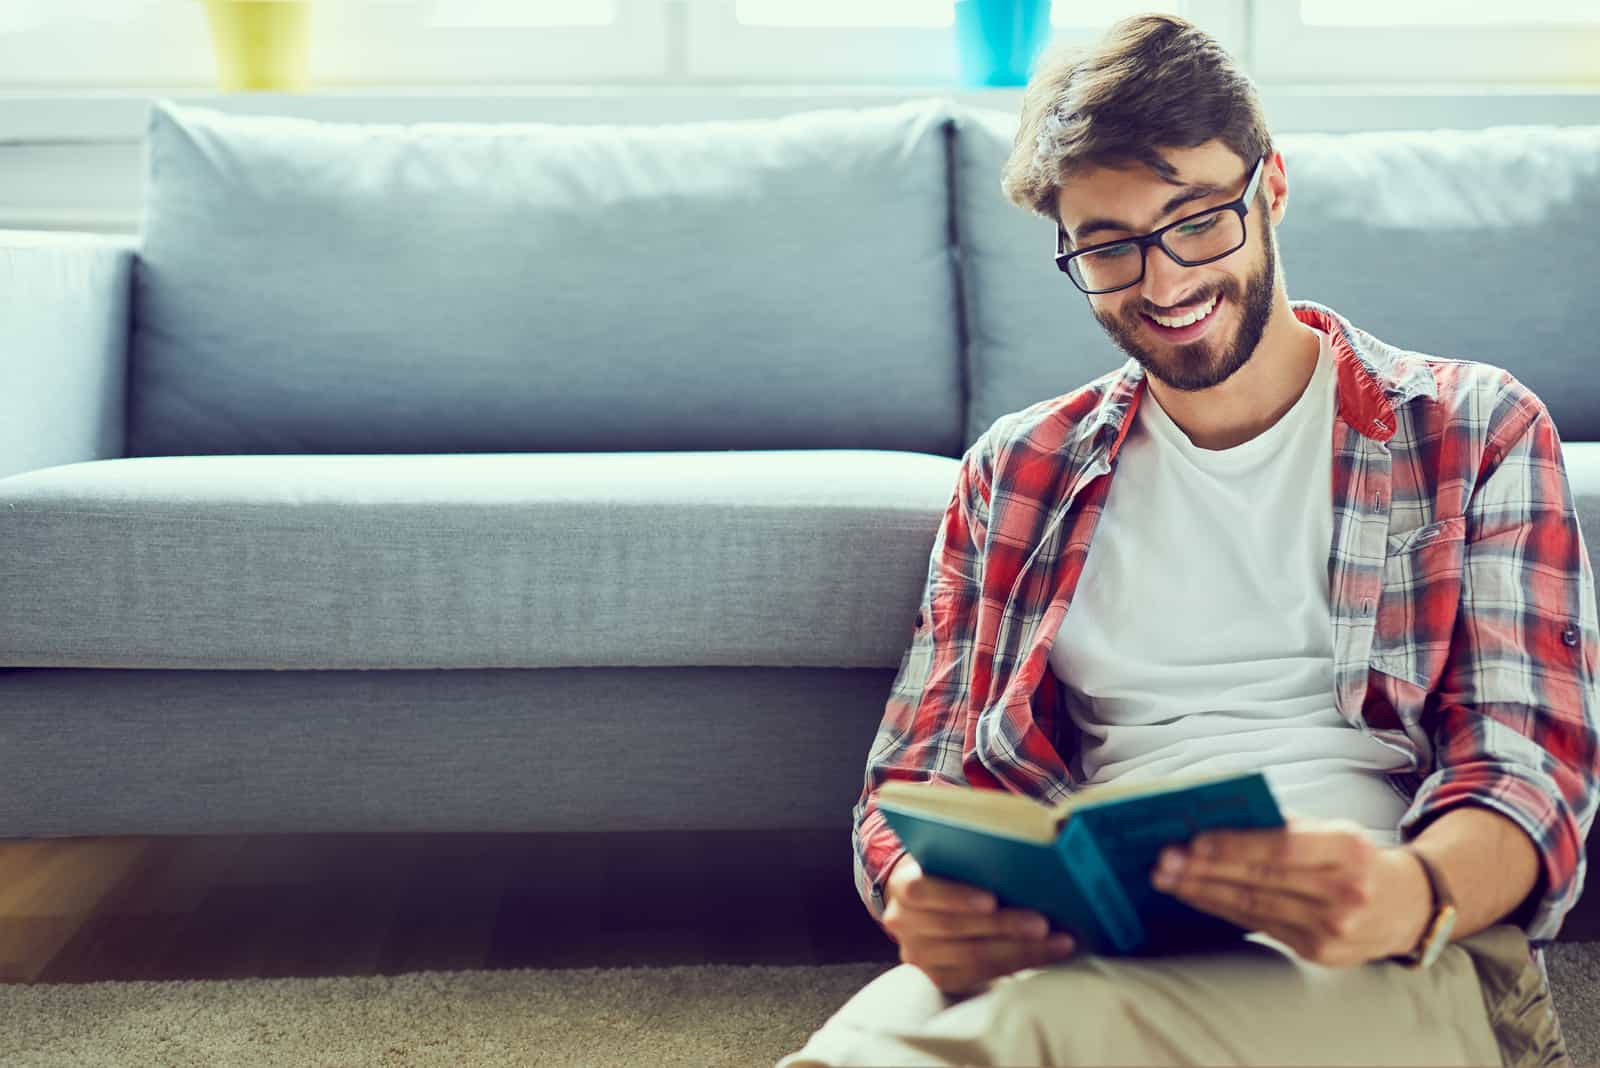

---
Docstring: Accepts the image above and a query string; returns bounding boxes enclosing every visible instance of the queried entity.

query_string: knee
[968,964,1130,1064]
[989,961,1125,1017]
[774,963,953,1067]
[778,963,1131,1068]
[840,962,952,1026]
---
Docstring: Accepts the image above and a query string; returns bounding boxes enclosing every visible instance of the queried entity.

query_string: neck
[1144,297,1321,451]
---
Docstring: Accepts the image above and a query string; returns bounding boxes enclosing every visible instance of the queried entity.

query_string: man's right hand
[880,853,1078,997]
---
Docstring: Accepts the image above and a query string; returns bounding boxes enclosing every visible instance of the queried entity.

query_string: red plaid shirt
[855,300,1600,954]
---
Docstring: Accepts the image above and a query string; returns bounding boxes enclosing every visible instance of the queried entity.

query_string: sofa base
[0,666,891,837]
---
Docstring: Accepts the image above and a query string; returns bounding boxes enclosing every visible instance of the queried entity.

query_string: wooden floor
[0,830,901,984]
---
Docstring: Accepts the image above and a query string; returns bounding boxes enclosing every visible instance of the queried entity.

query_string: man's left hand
[1150,814,1433,967]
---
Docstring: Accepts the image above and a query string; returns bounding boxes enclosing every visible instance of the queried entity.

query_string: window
[690,1,1247,83]
[1300,0,1600,26]
[1252,0,1600,83]
[0,0,667,89]
[427,1,617,27]
[1,0,1593,89]
[733,0,1166,28]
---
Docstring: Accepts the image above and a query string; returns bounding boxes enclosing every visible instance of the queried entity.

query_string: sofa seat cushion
[0,451,959,671]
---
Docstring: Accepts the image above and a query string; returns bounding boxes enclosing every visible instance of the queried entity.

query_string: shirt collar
[1074,299,1438,460]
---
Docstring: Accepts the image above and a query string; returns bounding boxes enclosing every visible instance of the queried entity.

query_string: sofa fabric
[128,98,965,459]
[0,450,960,671]
[952,111,1600,452]
[5,100,1600,893]
[0,666,889,835]
[0,230,133,482]
[948,108,1130,452]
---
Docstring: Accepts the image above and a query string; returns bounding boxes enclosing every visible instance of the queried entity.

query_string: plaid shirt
[854,299,1600,956]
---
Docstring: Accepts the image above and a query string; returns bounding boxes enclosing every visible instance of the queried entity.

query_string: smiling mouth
[1144,293,1219,328]
[1140,293,1224,339]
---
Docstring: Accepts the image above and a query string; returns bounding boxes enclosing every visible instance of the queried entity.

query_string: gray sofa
[2,102,1598,933]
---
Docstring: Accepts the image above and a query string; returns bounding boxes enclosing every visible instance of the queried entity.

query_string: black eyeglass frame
[1054,155,1268,295]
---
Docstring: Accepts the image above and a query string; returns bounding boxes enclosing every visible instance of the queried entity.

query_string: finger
[948,944,1077,995]
[912,933,1080,997]
[1167,872,1335,939]
[915,940,1075,991]
[894,905,1055,942]
[1188,822,1372,873]
[1157,850,1365,910]
[914,932,1077,974]
[902,873,999,914]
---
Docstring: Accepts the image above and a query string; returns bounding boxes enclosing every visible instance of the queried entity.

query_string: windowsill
[9,80,1600,98]
[4,81,1600,145]
[0,83,1015,144]
[6,82,1032,97]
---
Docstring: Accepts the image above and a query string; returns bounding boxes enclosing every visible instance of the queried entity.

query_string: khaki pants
[776,924,1569,1067]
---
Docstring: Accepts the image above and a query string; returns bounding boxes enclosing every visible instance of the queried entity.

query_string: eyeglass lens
[1067,209,1245,293]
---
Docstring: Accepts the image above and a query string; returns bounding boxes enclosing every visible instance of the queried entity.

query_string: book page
[876,781,1057,842]
[1061,767,1249,812]
[878,766,1258,840]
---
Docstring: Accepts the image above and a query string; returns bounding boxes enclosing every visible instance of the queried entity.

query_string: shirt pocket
[1369,514,1468,691]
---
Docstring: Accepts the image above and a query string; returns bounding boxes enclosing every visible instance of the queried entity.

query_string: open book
[877,769,1285,957]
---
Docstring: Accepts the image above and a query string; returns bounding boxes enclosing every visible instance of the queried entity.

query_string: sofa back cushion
[129,98,964,458]
[952,109,1600,450]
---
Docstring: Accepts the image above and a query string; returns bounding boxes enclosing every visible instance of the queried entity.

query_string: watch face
[1420,905,1459,969]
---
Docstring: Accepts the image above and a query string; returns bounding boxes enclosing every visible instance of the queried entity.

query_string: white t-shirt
[1046,326,1412,843]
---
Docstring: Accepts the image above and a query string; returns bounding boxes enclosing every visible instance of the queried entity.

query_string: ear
[1263,151,1289,228]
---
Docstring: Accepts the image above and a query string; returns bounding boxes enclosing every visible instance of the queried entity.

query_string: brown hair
[999,14,1274,235]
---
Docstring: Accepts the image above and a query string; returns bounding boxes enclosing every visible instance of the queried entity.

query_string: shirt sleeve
[1397,385,1600,945]
[852,427,997,923]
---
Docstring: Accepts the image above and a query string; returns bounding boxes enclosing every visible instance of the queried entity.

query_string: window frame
[3,0,1597,89]
[683,0,1249,84]
[1250,2,1600,84]
[0,0,669,89]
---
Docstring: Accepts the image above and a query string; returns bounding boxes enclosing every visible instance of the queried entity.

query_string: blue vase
[954,0,1053,87]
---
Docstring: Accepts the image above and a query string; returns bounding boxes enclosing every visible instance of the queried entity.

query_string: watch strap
[1398,844,1458,968]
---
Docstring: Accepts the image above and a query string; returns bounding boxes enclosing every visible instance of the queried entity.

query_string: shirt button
[915,611,925,629]
[1373,493,1386,512]
[1362,598,1374,617]
[1562,624,1581,648]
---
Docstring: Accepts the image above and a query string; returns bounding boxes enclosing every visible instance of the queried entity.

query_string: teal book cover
[877,770,1285,957]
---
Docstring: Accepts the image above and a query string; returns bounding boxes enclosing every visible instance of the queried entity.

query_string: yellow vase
[201,0,312,92]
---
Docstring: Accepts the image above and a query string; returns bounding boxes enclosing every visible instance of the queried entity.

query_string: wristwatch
[1396,844,1458,969]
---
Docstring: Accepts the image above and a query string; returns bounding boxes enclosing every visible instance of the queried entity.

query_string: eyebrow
[1068,181,1228,246]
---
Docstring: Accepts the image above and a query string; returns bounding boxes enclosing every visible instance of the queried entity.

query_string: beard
[1091,223,1277,393]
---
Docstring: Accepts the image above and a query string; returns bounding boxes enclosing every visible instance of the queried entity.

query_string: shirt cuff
[1397,769,1586,944]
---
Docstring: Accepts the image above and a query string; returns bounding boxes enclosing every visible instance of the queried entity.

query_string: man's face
[1057,142,1279,393]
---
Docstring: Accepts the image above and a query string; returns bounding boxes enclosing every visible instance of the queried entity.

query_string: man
[777,13,1598,1068]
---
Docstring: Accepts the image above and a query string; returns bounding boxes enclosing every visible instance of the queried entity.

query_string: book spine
[1057,819,1145,953]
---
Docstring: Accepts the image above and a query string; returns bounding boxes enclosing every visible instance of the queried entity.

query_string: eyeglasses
[1054,155,1267,295]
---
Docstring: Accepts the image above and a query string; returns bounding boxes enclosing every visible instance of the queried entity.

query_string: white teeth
[1149,294,1218,329]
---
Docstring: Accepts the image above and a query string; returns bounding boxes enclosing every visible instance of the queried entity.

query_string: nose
[1139,243,1207,311]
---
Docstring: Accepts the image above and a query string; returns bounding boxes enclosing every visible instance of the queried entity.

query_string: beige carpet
[2,949,1598,1067]
[0,962,890,1067]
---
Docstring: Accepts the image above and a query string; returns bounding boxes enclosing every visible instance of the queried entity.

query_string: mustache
[1134,286,1231,319]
